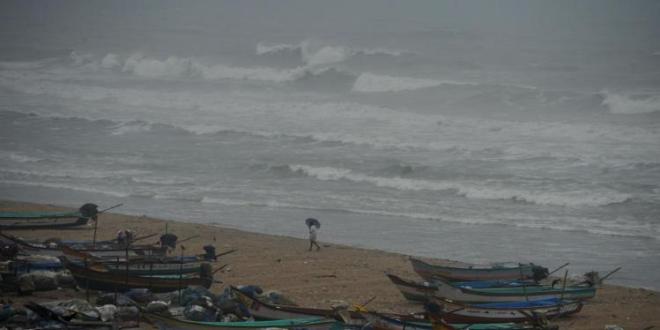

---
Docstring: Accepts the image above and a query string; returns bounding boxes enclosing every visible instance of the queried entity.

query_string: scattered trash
[96,304,117,322]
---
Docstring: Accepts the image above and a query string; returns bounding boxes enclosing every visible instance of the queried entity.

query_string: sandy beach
[1,200,658,330]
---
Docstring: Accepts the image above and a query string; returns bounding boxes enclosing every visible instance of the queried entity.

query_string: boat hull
[410,258,540,282]
[60,257,213,293]
[0,213,89,229]
[145,312,337,330]
[432,277,596,303]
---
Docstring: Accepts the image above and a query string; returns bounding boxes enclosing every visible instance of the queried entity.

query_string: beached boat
[144,312,338,330]
[71,257,206,276]
[410,258,548,282]
[385,274,539,303]
[431,276,595,303]
[0,210,89,229]
[59,256,214,292]
[0,203,101,229]
[361,312,554,330]
[0,232,167,258]
[230,286,417,327]
[231,286,356,321]
[430,297,583,324]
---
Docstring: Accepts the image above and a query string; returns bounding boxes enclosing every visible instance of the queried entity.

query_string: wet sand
[1,200,658,329]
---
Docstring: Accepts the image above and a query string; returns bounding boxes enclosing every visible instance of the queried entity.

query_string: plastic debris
[184,304,216,322]
[96,304,117,322]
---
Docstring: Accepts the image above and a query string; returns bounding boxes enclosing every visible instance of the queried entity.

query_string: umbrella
[305,218,321,228]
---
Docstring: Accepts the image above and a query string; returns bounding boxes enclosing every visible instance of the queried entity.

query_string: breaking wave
[256,40,407,66]
[601,90,660,114]
[72,52,302,82]
[287,164,632,207]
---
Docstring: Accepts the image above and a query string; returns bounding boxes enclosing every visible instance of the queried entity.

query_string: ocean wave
[287,164,632,207]
[111,121,153,135]
[601,90,660,114]
[67,52,302,82]
[0,179,131,198]
[0,167,150,180]
[131,176,194,185]
[3,75,658,165]
[200,194,657,240]
[352,72,476,92]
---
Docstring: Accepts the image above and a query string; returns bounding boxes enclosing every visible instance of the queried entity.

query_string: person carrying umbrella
[305,218,321,251]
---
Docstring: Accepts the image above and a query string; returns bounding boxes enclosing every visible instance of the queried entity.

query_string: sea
[1,1,659,289]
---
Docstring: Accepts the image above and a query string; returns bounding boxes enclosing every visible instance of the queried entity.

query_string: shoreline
[1,199,658,329]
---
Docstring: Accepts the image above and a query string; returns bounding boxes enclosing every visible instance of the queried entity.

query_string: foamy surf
[601,90,660,114]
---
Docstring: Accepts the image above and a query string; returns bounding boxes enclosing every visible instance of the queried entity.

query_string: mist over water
[1,0,659,289]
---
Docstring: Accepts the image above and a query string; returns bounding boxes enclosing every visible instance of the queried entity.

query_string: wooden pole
[547,262,570,277]
[92,216,99,248]
[98,203,123,214]
[599,267,622,284]
[85,256,90,302]
[520,265,529,302]
[125,245,129,289]
[178,245,185,305]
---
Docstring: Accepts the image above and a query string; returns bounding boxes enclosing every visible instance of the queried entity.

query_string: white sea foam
[200,194,658,240]
[100,53,121,69]
[256,42,300,55]
[111,121,153,135]
[131,176,194,185]
[601,90,660,114]
[352,72,476,92]
[0,167,149,180]
[303,45,351,67]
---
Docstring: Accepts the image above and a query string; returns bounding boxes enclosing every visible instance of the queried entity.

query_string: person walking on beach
[305,218,321,251]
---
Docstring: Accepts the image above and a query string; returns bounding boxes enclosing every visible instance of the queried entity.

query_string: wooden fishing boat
[430,298,583,324]
[385,274,540,303]
[144,312,337,330]
[59,256,214,292]
[361,312,554,330]
[231,286,357,321]
[431,276,595,303]
[410,258,548,282]
[71,257,205,276]
[0,232,167,258]
[62,246,236,276]
[230,286,416,326]
[0,209,90,229]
